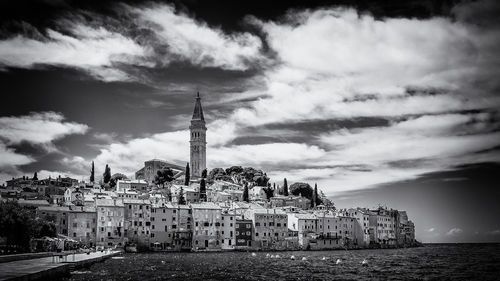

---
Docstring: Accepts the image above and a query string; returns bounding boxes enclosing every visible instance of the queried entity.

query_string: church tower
[190,92,207,178]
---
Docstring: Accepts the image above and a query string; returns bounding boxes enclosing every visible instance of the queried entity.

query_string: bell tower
[189,92,207,178]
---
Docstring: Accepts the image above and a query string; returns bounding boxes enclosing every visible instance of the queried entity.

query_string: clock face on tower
[193,146,199,152]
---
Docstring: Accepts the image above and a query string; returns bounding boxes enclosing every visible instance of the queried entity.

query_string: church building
[190,92,207,178]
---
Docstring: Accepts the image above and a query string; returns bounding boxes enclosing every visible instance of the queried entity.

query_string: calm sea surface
[65,244,500,281]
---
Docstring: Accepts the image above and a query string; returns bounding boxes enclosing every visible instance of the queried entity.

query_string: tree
[103,164,111,184]
[155,169,175,201]
[290,182,313,199]
[109,178,116,189]
[178,186,186,205]
[198,168,207,202]
[243,183,249,202]
[207,168,230,183]
[33,218,57,238]
[199,178,207,202]
[312,183,318,208]
[154,168,175,188]
[90,161,95,183]
[283,178,289,196]
[225,166,244,175]
[32,172,38,181]
[0,201,55,253]
[254,173,270,187]
[184,162,190,186]
[263,187,274,200]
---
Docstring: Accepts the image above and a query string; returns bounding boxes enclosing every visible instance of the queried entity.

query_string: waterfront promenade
[0,250,121,281]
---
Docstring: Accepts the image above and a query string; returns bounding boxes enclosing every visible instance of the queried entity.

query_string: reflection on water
[65,244,500,281]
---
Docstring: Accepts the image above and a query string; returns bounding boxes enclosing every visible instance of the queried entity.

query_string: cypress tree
[90,161,95,183]
[103,164,111,184]
[198,169,207,201]
[283,178,289,196]
[199,178,206,202]
[312,183,318,208]
[32,172,38,181]
[184,162,190,186]
[243,183,249,202]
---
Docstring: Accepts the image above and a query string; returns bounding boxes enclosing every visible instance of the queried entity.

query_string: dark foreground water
[65,244,500,281]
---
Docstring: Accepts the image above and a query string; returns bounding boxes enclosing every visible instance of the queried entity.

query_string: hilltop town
[0,93,416,253]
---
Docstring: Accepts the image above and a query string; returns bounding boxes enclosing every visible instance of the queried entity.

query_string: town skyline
[1,0,500,244]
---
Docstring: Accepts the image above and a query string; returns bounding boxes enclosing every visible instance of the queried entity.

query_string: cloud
[0,143,33,169]
[74,2,500,196]
[0,112,89,184]
[0,112,89,145]
[3,1,500,197]
[446,227,463,236]
[0,22,148,81]
[0,3,265,81]
[427,228,435,232]
[132,4,264,71]
[231,6,500,127]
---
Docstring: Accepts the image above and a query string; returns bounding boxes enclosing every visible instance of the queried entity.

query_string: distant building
[287,213,318,248]
[124,199,151,249]
[117,179,149,192]
[96,199,124,247]
[270,195,311,210]
[67,206,97,246]
[235,218,253,248]
[37,206,70,235]
[246,208,288,250]
[189,92,207,178]
[368,208,397,245]
[171,185,200,204]
[150,203,192,251]
[135,159,185,184]
[191,202,222,251]
[221,212,236,250]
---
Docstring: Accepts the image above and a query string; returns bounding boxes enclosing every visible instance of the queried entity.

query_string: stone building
[246,208,288,249]
[189,92,207,178]
[135,159,185,184]
[96,199,124,247]
[191,202,221,251]
[123,199,151,249]
[150,203,192,251]
[221,212,236,250]
[67,206,96,246]
[235,218,253,248]
[36,206,70,235]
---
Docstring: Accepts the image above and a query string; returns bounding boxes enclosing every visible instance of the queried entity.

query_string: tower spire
[190,91,207,178]
[192,92,205,121]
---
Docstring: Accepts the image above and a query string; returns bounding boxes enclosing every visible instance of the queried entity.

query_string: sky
[0,0,499,243]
